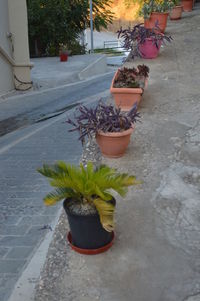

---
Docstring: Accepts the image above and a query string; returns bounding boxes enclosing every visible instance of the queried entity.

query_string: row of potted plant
[139,0,194,33]
[38,86,145,254]
[38,92,146,253]
[37,0,195,255]
[37,22,169,255]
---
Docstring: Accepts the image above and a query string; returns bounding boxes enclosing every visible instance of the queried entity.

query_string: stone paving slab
[0,108,82,300]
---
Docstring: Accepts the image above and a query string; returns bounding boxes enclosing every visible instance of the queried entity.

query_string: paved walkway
[0,54,109,99]
[31,54,107,90]
[0,54,113,301]
[0,92,110,301]
[30,6,200,301]
[0,106,82,301]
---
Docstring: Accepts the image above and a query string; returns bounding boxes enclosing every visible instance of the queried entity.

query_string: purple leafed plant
[117,23,173,59]
[66,101,141,144]
[113,65,150,88]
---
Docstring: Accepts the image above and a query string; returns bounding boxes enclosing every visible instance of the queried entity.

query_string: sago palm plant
[38,161,139,232]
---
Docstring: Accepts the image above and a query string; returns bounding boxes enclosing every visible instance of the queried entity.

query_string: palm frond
[44,188,78,206]
[93,197,115,232]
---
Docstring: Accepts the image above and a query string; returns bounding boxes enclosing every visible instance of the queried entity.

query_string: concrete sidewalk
[0,54,108,100]
[6,5,200,301]
[31,54,107,90]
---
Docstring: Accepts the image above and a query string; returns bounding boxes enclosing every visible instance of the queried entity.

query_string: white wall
[0,0,14,95]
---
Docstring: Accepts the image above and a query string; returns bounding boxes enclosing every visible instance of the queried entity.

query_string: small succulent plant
[113,65,150,88]
[66,101,141,143]
[59,43,68,54]
[137,64,150,78]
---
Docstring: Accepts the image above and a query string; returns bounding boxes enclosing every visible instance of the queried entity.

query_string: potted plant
[59,44,69,62]
[66,101,141,158]
[181,0,193,11]
[118,23,172,60]
[110,65,150,111]
[139,0,173,32]
[38,161,139,254]
[170,0,183,19]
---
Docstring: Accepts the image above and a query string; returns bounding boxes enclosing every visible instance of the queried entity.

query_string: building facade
[0,0,33,96]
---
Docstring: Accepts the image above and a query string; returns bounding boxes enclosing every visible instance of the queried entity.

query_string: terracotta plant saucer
[67,231,115,255]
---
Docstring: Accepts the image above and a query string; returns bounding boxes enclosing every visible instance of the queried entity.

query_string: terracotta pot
[110,70,144,111]
[60,53,68,62]
[170,5,183,20]
[96,126,135,158]
[181,0,193,11]
[144,12,169,33]
[138,37,162,59]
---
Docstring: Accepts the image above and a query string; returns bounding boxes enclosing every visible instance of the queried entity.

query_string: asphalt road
[0,71,115,137]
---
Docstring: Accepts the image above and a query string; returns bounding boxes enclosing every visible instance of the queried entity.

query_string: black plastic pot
[63,198,115,250]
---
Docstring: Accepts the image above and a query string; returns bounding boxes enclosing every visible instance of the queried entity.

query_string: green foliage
[38,161,140,231]
[27,0,114,56]
[139,0,173,18]
[67,40,86,55]
[91,0,114,31]
[124,0,173,18]
[169,0,181,6]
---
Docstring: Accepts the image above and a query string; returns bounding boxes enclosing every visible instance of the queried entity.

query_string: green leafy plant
[124,0,173,18]
[169,0,181,7]
[27,0,114,57]
[139,0,174,18]
[38,161,140,232]
[59,43,69,54]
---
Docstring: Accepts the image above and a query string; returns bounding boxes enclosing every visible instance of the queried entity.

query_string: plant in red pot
[118,23,172,60]
[38,161,139,254]
[110,65,150,111]
[170,0,183,20]
[139,0,173,32]
[181,0,193,11]
[59,44,68,62]
[66,101,141,158]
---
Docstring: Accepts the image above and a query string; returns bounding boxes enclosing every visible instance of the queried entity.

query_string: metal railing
[103,40,121,49]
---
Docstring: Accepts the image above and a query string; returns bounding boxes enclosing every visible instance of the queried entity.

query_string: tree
[27,0,114,56]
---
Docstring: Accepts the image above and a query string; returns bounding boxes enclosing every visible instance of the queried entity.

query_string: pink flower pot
[138,38,162,59]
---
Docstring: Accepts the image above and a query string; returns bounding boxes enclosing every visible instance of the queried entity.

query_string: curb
[7,207,62,301]
[79,55,107,80]
[0,69,114,105]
